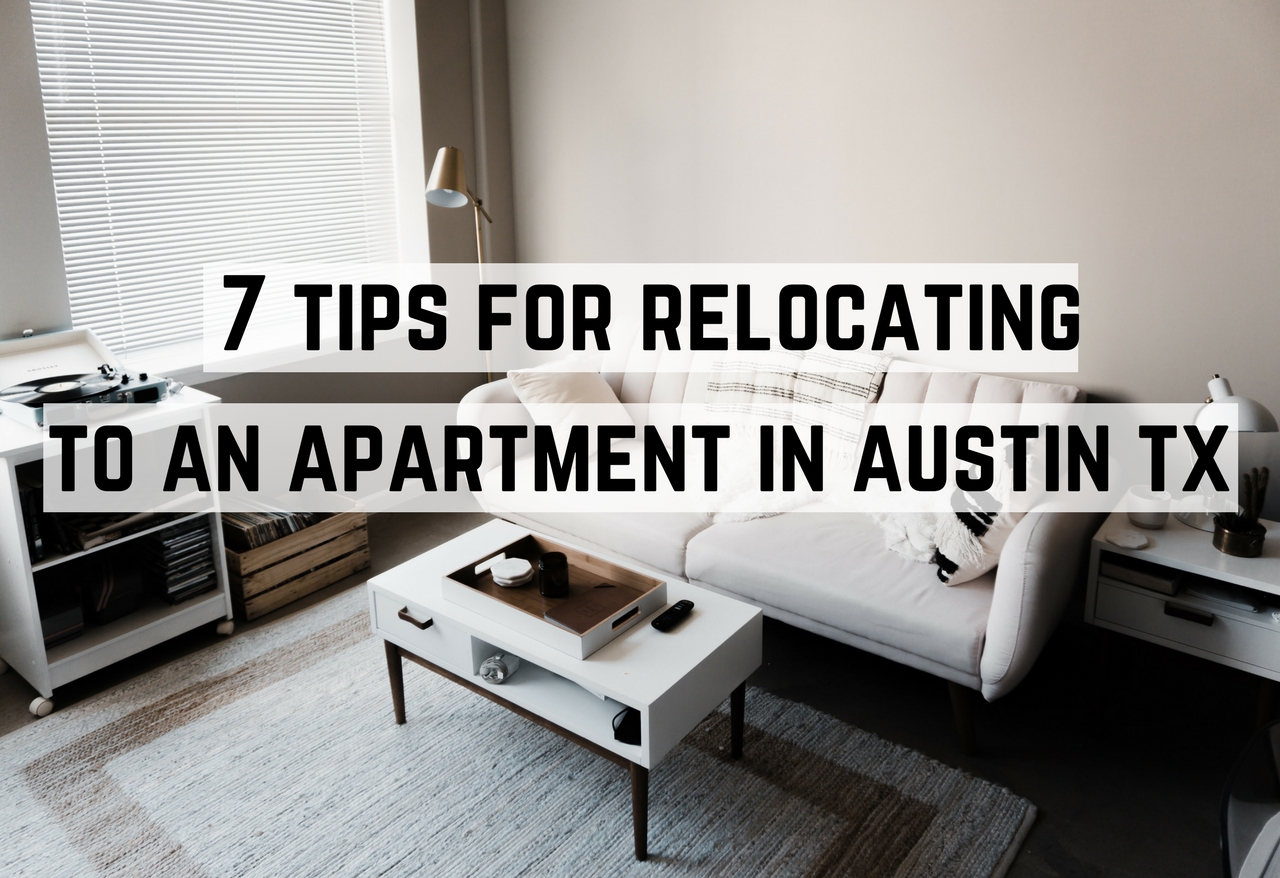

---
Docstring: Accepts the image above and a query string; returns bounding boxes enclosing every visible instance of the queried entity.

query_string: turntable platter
[0,373,124,406]
[39,381,84,394]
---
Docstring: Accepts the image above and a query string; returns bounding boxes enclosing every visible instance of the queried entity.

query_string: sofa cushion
[685,512,995,677]
[878,363,1084,405]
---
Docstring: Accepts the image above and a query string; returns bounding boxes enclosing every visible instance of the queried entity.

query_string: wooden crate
[226,513,370,621]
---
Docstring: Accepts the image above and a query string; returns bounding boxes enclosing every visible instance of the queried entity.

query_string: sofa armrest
[456,378,535,480]
[979,509,1103,701]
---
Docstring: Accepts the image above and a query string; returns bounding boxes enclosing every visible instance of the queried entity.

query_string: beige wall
[417,0,518,264]
[504,0,1280,415]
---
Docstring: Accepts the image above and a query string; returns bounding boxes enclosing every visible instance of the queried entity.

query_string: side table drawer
[1095,582,1280,675]
[372,591,469,668]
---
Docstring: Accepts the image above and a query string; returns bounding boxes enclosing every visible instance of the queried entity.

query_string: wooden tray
[442,532,668,659]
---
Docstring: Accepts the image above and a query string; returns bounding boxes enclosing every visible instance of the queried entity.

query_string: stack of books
[140,518,218,604]
[221,511,327,552]
[44,511,172,554]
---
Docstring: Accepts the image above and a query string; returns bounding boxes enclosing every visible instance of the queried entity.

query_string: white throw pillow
[873,433,1036,584]
[930,504,1024,585]
[506,364,634,449]
[872,511,939,563]
[698,349,890,523]
[929,432,1045,583]
[874,505,1022,585]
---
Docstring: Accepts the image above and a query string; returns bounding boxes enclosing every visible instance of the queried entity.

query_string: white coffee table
[366,520,763,861]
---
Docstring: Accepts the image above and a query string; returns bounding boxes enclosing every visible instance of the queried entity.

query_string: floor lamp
[425,146,495,382]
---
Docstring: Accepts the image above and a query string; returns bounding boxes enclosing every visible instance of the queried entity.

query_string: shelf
[470,648,643,763]
[46,590,222,666]
[1095,512,1280,596]
[31,510,211,573]
[46,590,226,689]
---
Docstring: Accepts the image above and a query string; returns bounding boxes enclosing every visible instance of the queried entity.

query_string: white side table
[367,519,763,861]
[1085,512,1280,720]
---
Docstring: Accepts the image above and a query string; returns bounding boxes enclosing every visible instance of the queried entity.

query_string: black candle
[539,552,569,598]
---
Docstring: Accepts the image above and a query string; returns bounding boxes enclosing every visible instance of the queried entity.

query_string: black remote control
[652,600,694,632]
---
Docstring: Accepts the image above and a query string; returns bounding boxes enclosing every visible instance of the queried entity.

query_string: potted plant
[1214,467,1270,557]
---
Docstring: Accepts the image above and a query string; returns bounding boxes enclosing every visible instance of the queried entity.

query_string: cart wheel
[0,657,8,674]
[28,697,53,718]
[216,620,235,636]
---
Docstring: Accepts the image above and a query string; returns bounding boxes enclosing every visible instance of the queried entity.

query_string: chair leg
[948,681,978,756]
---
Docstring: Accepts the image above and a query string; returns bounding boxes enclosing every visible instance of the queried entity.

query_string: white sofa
[458,348,1100,749]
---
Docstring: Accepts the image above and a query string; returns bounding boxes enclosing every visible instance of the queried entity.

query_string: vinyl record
[0,373,122,406]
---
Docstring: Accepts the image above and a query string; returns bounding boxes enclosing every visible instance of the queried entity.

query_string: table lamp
[1176,375,1279,531]
[425,146,493,264]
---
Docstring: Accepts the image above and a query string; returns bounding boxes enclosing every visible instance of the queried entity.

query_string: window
[29,0,403,358]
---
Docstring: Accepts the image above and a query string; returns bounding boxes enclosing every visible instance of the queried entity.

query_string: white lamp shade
[1196,376,1279,433]
[1176,375,1278,530]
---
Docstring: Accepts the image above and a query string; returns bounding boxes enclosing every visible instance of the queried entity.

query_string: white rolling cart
[0,334,234,718]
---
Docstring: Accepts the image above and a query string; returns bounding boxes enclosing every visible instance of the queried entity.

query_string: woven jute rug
[0,588,1033,877]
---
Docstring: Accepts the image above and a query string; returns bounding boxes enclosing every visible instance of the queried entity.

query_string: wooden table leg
[731,682,745,759]
[384,640,406,725]
[630,763,648,861]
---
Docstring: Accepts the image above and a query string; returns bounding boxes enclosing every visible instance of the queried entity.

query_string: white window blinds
[29,0,401,357]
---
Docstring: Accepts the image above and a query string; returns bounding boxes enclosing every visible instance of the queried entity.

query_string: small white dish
[492,558,533,587]
[1106,529,1150,549]
[494,572,533,588]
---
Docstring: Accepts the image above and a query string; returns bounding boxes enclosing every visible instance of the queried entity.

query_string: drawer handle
[398,607,434,630]
[1163,603,1214,626]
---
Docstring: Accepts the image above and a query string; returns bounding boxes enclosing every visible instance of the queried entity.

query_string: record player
[0,329,179,428]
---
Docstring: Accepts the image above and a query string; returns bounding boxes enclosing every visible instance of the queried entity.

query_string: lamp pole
[470,189,492,265]
[425,146,495,381]
[469,190,493,382]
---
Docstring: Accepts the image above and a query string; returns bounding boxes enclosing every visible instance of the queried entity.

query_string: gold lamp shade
[425,146,471,208]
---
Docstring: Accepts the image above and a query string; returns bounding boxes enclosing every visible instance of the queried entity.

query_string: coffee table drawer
[1095,581,1280,675]
[373,591,469,667]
